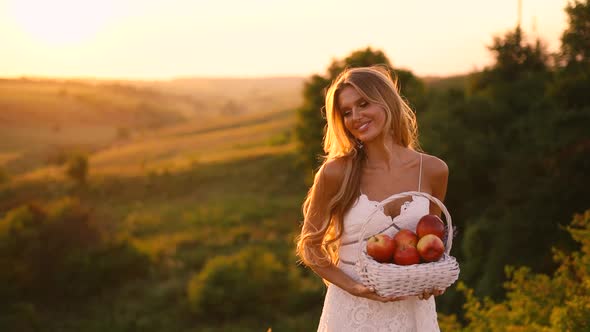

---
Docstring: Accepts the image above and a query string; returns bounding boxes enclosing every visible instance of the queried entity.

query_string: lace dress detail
[316,193,441,332]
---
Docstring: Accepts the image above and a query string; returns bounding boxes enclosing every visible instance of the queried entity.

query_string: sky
[0,0,570,80]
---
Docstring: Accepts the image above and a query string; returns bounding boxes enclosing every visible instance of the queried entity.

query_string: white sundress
[317,154,440,332]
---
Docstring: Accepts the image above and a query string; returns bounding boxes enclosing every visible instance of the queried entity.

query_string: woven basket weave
[355,191,460,297]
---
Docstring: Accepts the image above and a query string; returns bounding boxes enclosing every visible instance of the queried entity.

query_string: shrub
[187,246,290,321]
[65,153,88,185]
[117,127,131,140]
[0,302,41,332]
[0,198,150,303]
[59,240,151,298]
[0,166,8,184]
[450,209,590,331]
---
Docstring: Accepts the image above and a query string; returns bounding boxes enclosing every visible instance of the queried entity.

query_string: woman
[296,66,449,331]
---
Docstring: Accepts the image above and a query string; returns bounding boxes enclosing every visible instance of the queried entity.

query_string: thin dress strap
[418,153,423,192]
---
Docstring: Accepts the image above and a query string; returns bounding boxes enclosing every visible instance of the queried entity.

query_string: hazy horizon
[0,72,470,82]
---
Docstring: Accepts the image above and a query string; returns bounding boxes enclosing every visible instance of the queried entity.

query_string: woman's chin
[357,133,377,143]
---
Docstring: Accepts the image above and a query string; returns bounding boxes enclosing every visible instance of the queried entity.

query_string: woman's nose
[351,107,362,120]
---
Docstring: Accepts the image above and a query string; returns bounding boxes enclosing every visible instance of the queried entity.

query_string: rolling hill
[0,77,304,178]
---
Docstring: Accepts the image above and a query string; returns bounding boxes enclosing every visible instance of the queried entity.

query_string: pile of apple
[366,214,446,265]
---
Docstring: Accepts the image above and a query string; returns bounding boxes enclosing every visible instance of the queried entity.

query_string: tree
[0,167,8,185]
[420,5,590,307]
[422,26,553,297]
[65,153,88,185]
[561,0,590,66]
[550,0,590,109]
[459,8,590,302]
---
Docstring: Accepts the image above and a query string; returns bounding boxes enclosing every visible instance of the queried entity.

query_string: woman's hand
[418,288,445,300]
[348,283,408,303]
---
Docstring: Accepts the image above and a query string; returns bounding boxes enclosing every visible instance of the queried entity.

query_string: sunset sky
[0,0,569,79]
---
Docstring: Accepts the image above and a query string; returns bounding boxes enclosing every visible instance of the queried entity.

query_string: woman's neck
[363,135,411,171]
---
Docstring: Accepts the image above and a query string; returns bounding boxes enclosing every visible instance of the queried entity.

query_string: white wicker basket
[355,191,460,297]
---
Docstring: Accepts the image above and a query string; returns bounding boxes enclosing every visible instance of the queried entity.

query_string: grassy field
[0,77,302,178]
[1,150,319,331]
[53,155,311,330]
[0,77,323,331]
[12,107,296,182]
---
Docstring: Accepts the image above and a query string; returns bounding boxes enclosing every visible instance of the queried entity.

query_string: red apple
[416,214,445,239]
[393,246,421,265]
[417,234,445,262]
[392,229,418,249]
[366,234,396,263]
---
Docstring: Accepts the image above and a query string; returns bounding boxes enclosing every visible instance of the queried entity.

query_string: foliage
[65,153,89,185]
[0,302,41,332]
[550,0,590,109]
[0,166,8,184]
[419,2,590,309]
[561,0,590,65]
[451,209,590,331]
[187,246,291,321]
[61,239,151,298]
[0,197,150,305]
[0,150,318,331]
[438,312,463,332]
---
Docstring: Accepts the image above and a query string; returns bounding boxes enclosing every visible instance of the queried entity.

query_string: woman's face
[337,85,387,143]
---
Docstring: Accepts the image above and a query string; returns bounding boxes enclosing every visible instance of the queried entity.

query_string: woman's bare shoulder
[308,157,349,202]
[420,153,449,202]
[421,152,449,178]
[423,153,449,175]
[318,156,349,186]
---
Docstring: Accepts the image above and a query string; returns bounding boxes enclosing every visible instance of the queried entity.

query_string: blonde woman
[296,66,448,331]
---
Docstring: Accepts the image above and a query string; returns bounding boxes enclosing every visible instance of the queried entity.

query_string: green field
[0,77,321,331]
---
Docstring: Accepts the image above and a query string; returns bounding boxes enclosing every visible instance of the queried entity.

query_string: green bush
[65,153,89,185]
[0,166,8,184]
[445,209,590,331]
[0,197,150,303]
[187,246,290,321]
[0,302,41,332]
[59,240,151,298]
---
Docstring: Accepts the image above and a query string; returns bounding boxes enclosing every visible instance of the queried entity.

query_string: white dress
[317,155,440,332]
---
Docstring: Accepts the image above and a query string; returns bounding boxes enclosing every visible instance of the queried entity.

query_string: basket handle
[356,191,453,267]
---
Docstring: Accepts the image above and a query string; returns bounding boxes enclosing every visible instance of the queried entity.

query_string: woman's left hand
[418,288,445,300]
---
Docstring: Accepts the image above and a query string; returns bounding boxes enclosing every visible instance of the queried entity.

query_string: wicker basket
[356,191,460,297]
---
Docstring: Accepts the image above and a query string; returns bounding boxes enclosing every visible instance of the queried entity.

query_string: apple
[392,229,418,249]
[417,234,445,262]
[416,214,445,239]
[366,234,396,263]
[393,246,421,265]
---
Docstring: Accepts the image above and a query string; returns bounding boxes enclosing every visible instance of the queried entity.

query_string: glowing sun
[9,0,116,45]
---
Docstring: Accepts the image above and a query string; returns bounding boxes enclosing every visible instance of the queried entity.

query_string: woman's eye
[359,101,368,108]
[342,110,351,117]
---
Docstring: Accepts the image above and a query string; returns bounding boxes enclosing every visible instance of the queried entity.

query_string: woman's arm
[421,155,449,300]
[300,159,406,302]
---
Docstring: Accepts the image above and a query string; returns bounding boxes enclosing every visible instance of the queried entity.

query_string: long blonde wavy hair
[296,65,422,268]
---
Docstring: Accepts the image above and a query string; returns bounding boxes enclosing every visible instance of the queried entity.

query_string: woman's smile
[356,121,371,132]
